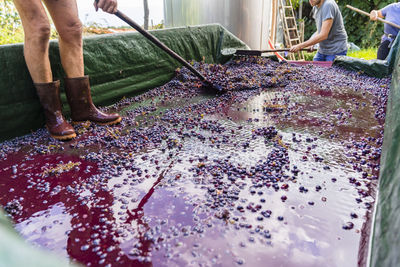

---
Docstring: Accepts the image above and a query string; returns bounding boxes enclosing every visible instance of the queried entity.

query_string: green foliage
[151,23,164,30]
[339,0,389,48]
[300,0,393,49]
[0,0,20,29]
[303,51,316,61]
[0,0,24,45]
[303,16,317,41]
[1,0,60,45]
[290,0,301,9]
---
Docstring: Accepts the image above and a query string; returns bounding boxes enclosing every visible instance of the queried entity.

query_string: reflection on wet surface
[0,59,390,266]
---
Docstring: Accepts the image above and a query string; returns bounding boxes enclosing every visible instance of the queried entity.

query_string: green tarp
[334,35,400,78]
[0,24,247,142]
[0,209,75,267]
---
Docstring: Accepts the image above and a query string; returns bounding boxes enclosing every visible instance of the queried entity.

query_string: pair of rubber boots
[34,76,121,140]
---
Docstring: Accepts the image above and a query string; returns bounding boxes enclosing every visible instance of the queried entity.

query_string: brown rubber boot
[64,76,122,125]
[34,81,77,140]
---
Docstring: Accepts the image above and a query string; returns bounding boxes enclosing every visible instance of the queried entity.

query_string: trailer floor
[0,58,390,267]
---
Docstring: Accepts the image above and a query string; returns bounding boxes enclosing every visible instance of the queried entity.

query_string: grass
[347,48,377,60]
[301,48,378,61]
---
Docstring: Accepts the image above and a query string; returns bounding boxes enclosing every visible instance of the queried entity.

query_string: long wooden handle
[234,48,312,56]
[95,0,207,81]
[346,5,400,30]
[115,11,208,82]
[95,0,208,82]
[259,48,312,52]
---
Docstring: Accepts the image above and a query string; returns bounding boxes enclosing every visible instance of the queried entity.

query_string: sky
[77,0,164,27]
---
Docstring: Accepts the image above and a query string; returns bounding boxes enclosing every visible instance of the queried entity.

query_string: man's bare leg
[44,0,121,126]
[43,0,84,78]
[13,0,77,140]
[12,0,52,83]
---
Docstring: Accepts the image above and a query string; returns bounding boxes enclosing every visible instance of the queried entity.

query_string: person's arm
[370,10,384,21]
[94,0,118,14]
[290,19,333,52]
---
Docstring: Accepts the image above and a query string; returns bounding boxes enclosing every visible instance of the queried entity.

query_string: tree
[338,0,392,48]
[0,0,24,45]
[143,0,149,30]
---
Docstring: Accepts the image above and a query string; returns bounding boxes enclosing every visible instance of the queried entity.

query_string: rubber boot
[34,80,76,140]
[64,76,122,125]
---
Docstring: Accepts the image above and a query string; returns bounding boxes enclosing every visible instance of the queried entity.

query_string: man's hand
[290,44,303,53]
[290,18,331,53]
[94,0,118,14]
[370,10,378,21]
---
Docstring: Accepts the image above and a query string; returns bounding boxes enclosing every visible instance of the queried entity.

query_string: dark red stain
[0,153,152,266]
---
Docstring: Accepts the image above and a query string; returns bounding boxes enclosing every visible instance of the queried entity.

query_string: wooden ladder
[277,0,304,60]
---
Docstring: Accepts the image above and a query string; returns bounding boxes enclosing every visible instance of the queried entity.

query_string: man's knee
[58,20,83,42]
[25,22,51,45]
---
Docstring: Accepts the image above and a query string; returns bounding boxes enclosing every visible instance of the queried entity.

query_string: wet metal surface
[0,58,390,267]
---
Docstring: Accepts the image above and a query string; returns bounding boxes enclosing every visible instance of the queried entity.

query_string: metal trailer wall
[163,0,272,50]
